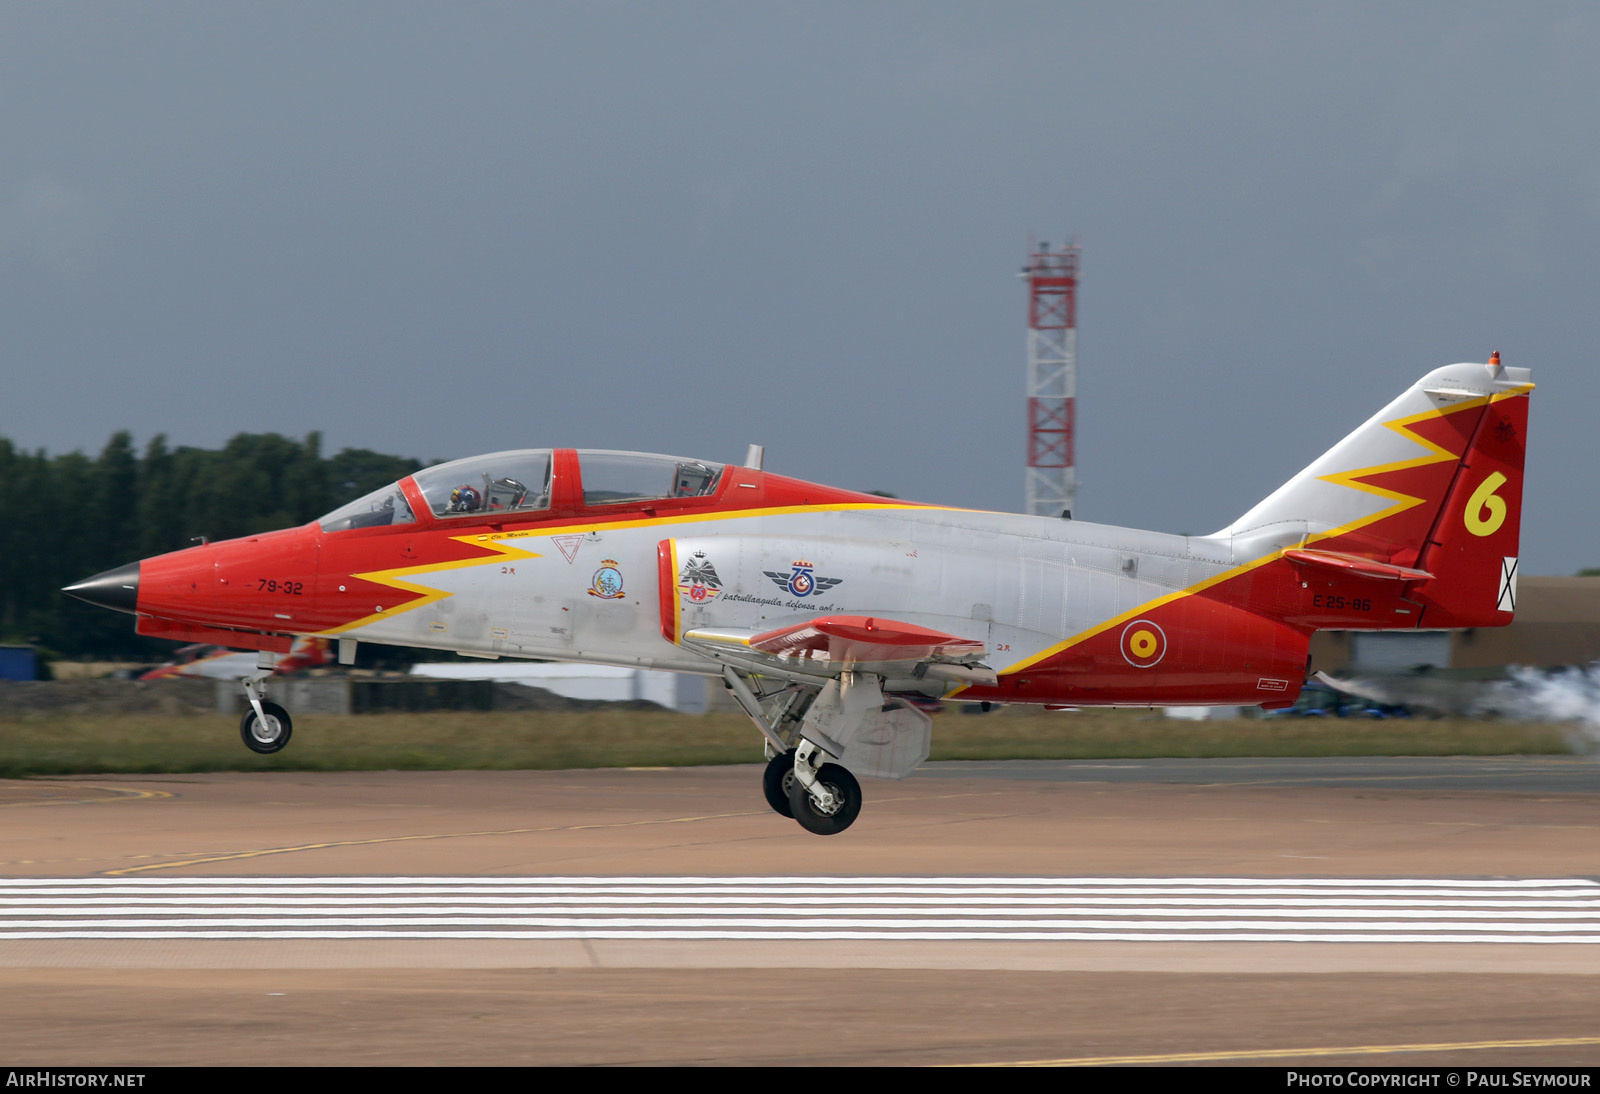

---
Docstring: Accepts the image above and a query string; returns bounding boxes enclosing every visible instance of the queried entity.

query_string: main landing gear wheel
[762,749,798,817]
[240,701,293,754]
[788,762,862,836]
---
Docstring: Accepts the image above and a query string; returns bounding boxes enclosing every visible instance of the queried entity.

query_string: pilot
[449,484,482,512]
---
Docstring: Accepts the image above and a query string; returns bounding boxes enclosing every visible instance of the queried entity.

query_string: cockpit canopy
[576,450,722,506]
[318,483,416,532]
[317,449,725,532]
[414,451,554,518]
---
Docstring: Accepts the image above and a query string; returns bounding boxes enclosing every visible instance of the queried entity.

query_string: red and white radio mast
[1023,239,1080,518]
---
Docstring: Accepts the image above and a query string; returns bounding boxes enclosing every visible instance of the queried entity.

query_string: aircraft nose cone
[62,561,141,615]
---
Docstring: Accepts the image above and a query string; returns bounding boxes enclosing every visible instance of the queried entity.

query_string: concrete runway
[3,757,1600,1066]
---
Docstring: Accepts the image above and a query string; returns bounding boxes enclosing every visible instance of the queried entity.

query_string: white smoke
[1484,664,1600,745]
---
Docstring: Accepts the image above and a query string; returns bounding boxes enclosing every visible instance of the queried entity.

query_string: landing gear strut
[238,653,293,755]
[724,667,869,835]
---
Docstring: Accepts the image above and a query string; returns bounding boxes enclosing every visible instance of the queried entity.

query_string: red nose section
[137,543,217,621]
[137,525,322,634]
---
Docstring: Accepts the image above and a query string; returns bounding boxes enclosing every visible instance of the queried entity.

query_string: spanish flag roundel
[1120,619,1167,668]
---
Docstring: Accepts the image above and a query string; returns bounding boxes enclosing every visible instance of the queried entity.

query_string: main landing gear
[786,741,862,836]
[725,667,871,836]
[238,654,293,755]
[762,749,798,817]
[760,744,865,833]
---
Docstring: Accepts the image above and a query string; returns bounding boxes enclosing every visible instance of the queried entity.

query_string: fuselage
[111,447,1314,708]
[67,362,1535,722]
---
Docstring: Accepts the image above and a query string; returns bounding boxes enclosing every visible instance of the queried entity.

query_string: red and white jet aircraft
[66,357,1532,834]
[137,637,331,681]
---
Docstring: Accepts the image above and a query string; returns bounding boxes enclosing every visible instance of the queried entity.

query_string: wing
[747,615,983,661]
[681,614,995,686]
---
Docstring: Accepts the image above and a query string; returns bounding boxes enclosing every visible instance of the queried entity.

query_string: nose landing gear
[240,700,293,754]
[239,654,293,755]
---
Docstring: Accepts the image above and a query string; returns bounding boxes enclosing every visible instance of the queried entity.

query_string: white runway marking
[1,877,1597,942]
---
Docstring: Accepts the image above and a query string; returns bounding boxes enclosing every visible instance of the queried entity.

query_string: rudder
[1409,370,1530,626]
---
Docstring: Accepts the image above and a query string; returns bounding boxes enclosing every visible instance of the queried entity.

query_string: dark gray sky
[4,3,1596,574]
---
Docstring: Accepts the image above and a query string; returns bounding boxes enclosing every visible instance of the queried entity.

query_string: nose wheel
[239,660,293,754]
[240,701,293,754]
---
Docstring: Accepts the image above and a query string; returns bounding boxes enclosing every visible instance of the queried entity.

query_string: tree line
[0,432,423,659]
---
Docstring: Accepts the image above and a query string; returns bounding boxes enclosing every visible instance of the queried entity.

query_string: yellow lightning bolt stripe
[1301,382,1532,548]
[977,382,1535,685]
[1300,392,1488,548]
[315,531,545,636]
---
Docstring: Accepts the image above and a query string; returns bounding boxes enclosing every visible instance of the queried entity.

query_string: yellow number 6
[1464,471,1508,537]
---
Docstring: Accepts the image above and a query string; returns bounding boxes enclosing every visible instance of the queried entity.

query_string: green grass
[0,706,1579,778]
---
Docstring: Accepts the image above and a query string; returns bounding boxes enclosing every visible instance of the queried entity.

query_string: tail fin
[1409,360,1530,626]
[1216,355,1532,628]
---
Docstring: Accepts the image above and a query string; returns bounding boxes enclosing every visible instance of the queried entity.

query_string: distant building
[1311,577,1600,673]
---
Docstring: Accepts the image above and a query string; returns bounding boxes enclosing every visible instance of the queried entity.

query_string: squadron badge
[588,560,626,599]
[677,550,723,605]
[764,560,842,599]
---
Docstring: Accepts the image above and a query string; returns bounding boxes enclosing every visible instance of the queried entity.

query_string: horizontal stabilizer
[1282,549,1434,582]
